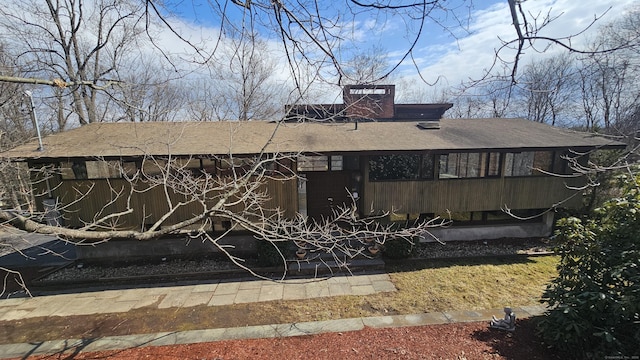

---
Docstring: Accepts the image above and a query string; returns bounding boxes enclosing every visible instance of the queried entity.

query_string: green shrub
[256,239,291,267]
[537,175,640,359]
[383,237,415,259]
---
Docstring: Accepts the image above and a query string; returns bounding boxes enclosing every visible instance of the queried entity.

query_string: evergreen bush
[256,239,291,267]
[537,175,640,359]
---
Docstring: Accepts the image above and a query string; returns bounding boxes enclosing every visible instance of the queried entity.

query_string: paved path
[0,273,547,359]
[0,231,75,267]
[0,273,395,321]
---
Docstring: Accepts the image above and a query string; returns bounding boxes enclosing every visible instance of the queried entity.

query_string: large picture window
[369,154,434,181]
[439,153,480,178]
[504,151,552,176]
[438,152,500,179]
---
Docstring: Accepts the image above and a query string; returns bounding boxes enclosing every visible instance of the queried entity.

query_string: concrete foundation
[75,213,554,260]
[423,212,554,242]
[75,234,257,261]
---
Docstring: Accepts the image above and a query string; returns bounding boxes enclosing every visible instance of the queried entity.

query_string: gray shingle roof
[1,118,625,160]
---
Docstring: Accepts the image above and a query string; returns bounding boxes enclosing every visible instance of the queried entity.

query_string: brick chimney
[343,84,395,120]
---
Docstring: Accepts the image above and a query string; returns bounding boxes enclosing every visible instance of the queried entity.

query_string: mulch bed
[11,318,562,360]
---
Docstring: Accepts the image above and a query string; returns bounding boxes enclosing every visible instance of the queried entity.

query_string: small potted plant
[368,243,380,255]
[295,247,307,259]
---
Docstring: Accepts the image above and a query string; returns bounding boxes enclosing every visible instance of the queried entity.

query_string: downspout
[24,91,44,152]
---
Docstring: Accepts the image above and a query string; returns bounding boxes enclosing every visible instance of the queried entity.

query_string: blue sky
[160,0,636,95]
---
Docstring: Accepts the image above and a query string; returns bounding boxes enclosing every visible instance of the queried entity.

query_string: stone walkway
[0,272,548,359]
[0,230,553,358]
[0,273,395,321]
[0,305,547,359]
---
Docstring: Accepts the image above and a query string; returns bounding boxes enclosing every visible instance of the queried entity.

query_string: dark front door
[305,171,351,222]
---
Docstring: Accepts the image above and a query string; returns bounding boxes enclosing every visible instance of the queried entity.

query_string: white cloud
[398,0,637,89]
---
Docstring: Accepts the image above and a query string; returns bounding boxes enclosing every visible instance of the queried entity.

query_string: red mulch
[14,319,562,360]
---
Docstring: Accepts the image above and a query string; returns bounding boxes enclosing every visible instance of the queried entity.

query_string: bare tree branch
[0,75,121,90]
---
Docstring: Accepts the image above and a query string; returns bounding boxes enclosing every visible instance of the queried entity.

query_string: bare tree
[142,0,478,92]
[186,79,228,122]
[110,59,188,122]
[342,45,391,85]
[452,79,514,119]
[577,8,640,134]
[0,0,148,126]
[500,0,636,83]
[0,43,36,211]
[515,54,576,126]
[0,0,629,119]
[209,32,286,121]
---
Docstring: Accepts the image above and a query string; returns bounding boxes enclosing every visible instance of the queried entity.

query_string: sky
[158,0,636,100]
[410,0,637,88]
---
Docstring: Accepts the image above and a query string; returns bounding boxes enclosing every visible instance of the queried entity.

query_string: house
[1,85,625,258]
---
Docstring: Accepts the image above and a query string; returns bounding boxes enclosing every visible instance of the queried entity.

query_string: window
[259,157,295,176]
[85,161,121,179]
[297,155,345,172]
[141,159,166,176]
[533,151,554,174]
[421,154,435,179]
[219,157,252,170]
[174,158,201,170]
[297,156,329,171]
[552,152,568,174]
[60,161,88,180]
[122,161,139,177]
[439,153,481,178]
[60,160,120,179]
[485,152,501,176]
[200,157,295,177]
[344,155,360,171]
[369,154,422,181]
[439,152,501,179]
[169,158,202,176]
[216,157,254,176]
[389,213,420,222]
[330,155,343,171]
[201,158,217,173]
[485,209,544,222]
[349,88,387,95]
[504,151,553,176]
[369,154,435,181]
[436,211,474,222]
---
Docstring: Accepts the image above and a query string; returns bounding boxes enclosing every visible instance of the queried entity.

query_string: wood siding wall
[36,177,297,229]
[32,152,584,229]
[362,160,583,214]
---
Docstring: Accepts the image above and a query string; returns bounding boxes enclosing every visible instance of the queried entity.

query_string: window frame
[297,155,347,172]
[504,151,554,177]
[438,152,501,179]
[368,153,435,182]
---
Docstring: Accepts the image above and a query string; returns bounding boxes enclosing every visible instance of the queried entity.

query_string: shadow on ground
[385,254,538,274]
[471,317,562,360]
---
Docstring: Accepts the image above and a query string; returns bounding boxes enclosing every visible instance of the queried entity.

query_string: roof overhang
[1,119,627,161]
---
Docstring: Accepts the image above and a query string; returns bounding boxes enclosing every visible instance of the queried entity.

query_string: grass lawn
[0,255,559,343]
[257,255,558,322]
